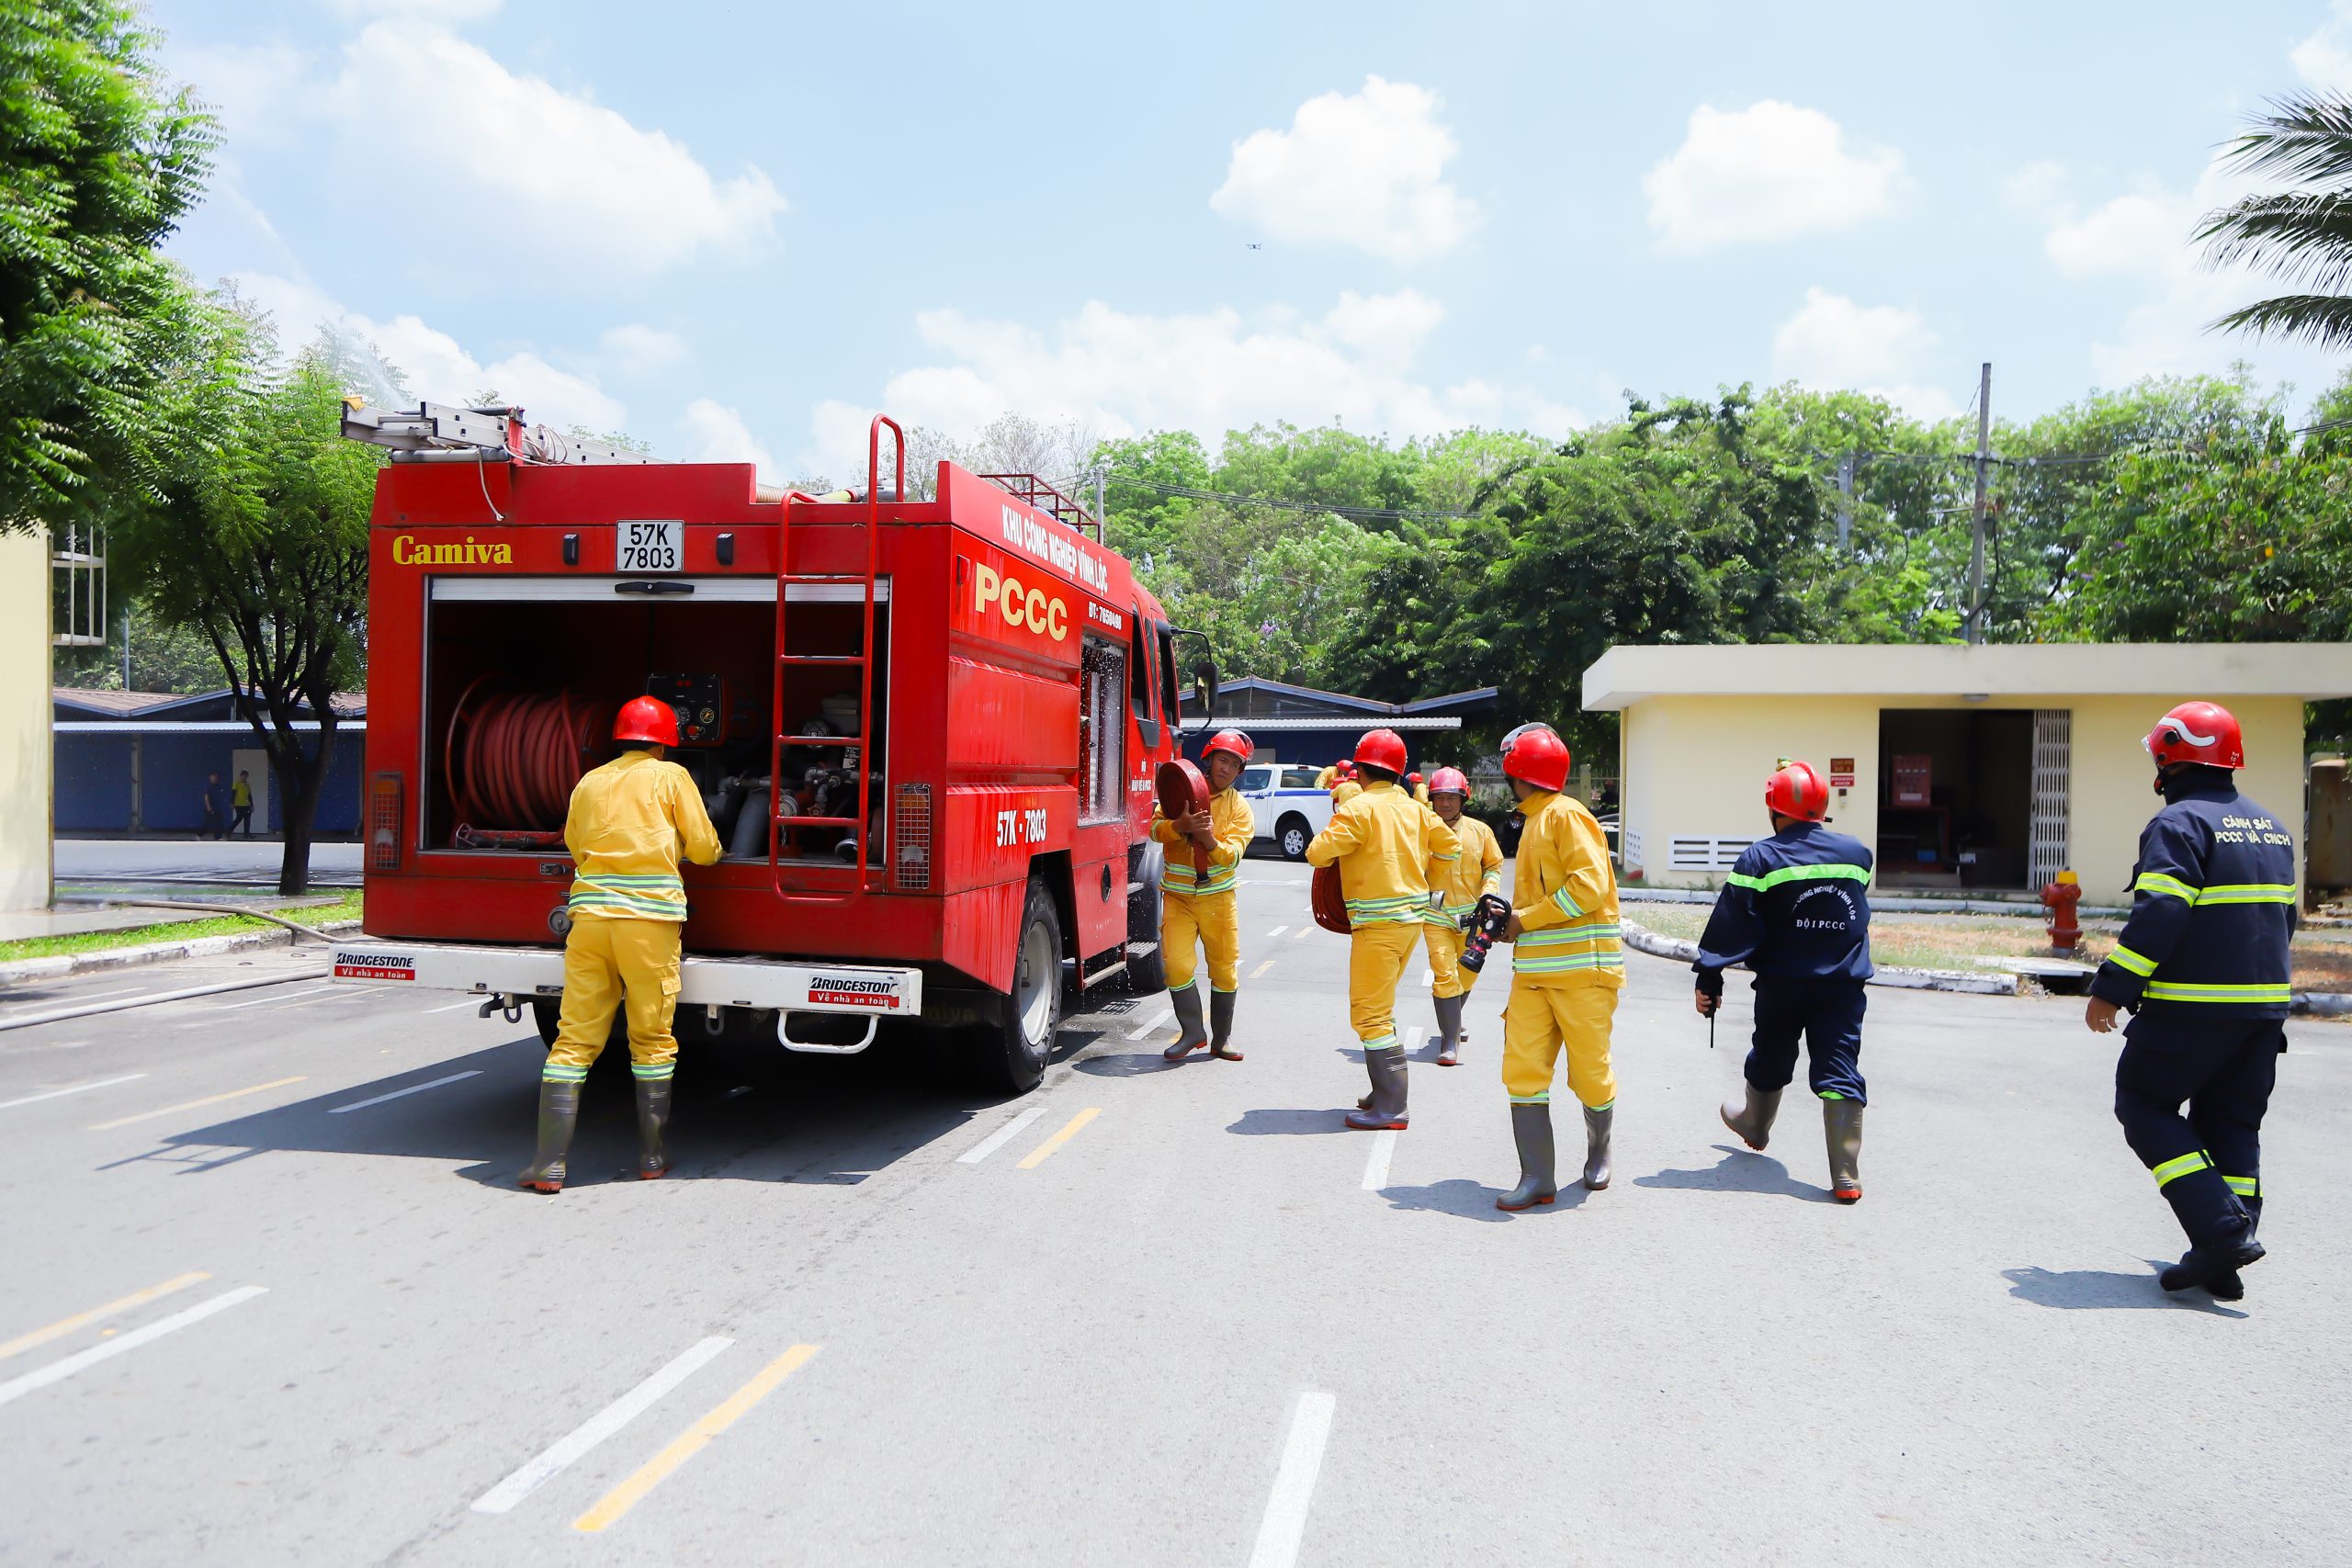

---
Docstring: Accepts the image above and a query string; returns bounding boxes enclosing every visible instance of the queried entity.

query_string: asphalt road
[3,865,2348,1566]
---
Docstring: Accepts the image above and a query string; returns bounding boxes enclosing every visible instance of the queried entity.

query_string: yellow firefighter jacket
[1151,787,1254,898]
[1509,789,1623,987]
[563,750,723,921]
[1426,813,1504,927]
[1306,781,1461,926]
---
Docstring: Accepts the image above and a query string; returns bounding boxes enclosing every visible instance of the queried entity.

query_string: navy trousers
[1745,977,1867,1103]
[2115,1010,2281,1247]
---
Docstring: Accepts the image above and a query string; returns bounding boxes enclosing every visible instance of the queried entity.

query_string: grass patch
[1625,899,2352,991]
[0,889,364,964]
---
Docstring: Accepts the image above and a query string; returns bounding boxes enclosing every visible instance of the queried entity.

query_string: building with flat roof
[1582,643,2352,899]
[1179,677,1498,773]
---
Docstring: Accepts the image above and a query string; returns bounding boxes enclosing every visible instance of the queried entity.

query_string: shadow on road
[1071,1050,1182,1077]
[2001,1265,2248,1317]
[101,1025,1043,1191]
[1383,1177,1589,1222]
[1632,1146,1825,1201]
[1225,1108,1351,1136]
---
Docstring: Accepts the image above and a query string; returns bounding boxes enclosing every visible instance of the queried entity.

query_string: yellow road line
[89,1077,306,1132]
[1016,1107,1101,1169]
[572,1345,820,1532]
[1250,959,1275,978]
[0,1271,210,1361]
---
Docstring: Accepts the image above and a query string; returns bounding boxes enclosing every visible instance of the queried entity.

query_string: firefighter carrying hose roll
[2086,702,2297,1301]
[1155,729,1257,1062]
[1494,724,1623,1209]
[521,695,723,1193]
[1307,728,1458,1130]
[1422,767,1502,1067]
[1692,761,1875,1202]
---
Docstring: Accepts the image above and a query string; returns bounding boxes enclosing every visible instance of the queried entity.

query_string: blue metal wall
[52,731,364,836]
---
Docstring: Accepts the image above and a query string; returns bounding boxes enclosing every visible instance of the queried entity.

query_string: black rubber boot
[1825,1098,1864,1202]
[1581,1103,1614,1190]
[2159,1225,2266,1295]
[1162,984,1210,1061]
[1345,1046,1408,1130]
[1720,1082,1782,1151]
[2163,1193,2261,1299]
[520,1078,582,1192]
[1497,1102,1556,1210]
[1433,993,1464,1066]
[634,1075,673,1179]
[1208,989,1242,1060]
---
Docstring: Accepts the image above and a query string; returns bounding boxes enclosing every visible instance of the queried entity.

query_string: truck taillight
[369,773,404,872]
[893,783,931,891]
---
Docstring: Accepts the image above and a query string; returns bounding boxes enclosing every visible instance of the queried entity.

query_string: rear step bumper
[329,940,923,1017]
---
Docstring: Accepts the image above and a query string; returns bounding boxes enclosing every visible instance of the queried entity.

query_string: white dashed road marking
[1125,1007,1174,1042]
[329,1071,483,1114]
[956,1107,1046,1165]
[0,1074,146,1112]
[1247,1392,1337,1568]
[0,1286,266,1409]
[471,1336,734,1516]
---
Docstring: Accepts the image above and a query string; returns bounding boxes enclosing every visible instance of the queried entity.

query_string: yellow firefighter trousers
[1348,922,1423,1049]
[545,918,684,1083]
[1502,982,1618,1110]
[1423,922,1482,1001]
[1162,890,1240,994]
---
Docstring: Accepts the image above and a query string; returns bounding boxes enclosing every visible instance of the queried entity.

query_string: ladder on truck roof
[768,414,899,896]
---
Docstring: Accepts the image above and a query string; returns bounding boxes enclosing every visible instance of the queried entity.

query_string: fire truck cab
[330,407,1210,1092]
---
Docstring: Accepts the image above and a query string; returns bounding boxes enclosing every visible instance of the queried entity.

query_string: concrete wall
[1616,692,2307,898]
[0,532,51,909]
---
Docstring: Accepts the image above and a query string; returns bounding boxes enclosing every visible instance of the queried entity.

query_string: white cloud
[1210,77,1477,262]
[2000,159,2070,217]
[1770,288,1958,420]
[680,399,778,479]
[802,290,1580,477]
[2045,186,2196,277]
[1643,101,1905,253]
[181,22,784,288]
[234,270,628,432]
[2293,2,2352,90]
[598,323,690,373]
[324,0,500,17]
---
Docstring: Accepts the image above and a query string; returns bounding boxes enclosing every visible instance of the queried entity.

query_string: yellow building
[1583,643,2352,900]
[1,530,54,911]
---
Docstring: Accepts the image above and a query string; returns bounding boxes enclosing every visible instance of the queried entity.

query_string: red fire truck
[326,404,1212,1091]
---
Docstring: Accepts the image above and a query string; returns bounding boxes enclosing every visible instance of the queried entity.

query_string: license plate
[617,519,683,573]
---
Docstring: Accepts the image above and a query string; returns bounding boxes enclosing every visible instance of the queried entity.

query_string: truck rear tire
[975,877,1064,1095]
[1277,813,1313,861]
[1125,843,1167,995]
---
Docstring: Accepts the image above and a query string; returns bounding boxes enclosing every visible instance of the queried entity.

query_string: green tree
[112,300,382,893]
[51,593,227,692]
[0,0,216,535]
[2198,93,2352,349]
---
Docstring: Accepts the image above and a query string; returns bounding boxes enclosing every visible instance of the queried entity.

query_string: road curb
[1619,918,2020,997]
[0,919,363,989]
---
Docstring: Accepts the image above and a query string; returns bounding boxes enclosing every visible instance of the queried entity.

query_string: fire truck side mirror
[1193,662,1217,723]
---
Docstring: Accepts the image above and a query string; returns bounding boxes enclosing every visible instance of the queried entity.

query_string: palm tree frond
[2206,293,2352,352]
[2220,92,2352,186]
[2197,192,2352,292]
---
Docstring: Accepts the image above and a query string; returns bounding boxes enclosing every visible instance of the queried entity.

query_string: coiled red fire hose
[445,680,614,834]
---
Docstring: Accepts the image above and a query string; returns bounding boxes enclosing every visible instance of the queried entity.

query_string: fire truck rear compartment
[424,589,890,863]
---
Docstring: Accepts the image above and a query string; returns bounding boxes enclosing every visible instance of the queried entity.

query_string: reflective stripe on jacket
[1693,823,1875,983]
[1424,814,1504,925]
[1509,790,1623,986]
[1151,787,1254,898]
[2091,786,2296,1017]
[1305,782,1460,925]
[564,750,724,922]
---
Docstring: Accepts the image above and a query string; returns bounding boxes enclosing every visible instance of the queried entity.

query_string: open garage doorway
[1875,708,2035,891]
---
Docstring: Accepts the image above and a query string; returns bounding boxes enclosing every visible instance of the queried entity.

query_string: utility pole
[1966,361,1991,645]
[1836,453,1854,551]
[1093,466,1106,535]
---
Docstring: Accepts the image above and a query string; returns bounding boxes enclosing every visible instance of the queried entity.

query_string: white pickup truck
[1236,762,1335,860]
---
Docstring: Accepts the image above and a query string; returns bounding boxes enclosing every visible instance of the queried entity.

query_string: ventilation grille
[1668,836,1753,872]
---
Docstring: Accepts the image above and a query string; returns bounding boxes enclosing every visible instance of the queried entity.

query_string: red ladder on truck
[768,415,901,895]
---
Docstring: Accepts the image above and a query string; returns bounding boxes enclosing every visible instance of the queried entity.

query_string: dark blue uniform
[2090,780,2296,1251]
[1693,823,1874,1104]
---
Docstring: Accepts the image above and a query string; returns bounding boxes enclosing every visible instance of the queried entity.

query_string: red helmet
[1765,760,1831,823]
[1333,760,1357,782]
[1353,728,1408,775]
[1501,725,1570,793]
[1203,728,1254,765]
[1407,771,1423,786]
[613,694,681,747]
[2143,701,2244,770]
[1428,766,1470,797]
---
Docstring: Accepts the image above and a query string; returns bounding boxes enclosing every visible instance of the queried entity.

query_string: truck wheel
[977,877,1063,1094]
[1277,813,1312,861]
[1125,843,1168,995]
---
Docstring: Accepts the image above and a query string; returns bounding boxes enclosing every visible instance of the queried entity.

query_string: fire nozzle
[2042,870,2083,954]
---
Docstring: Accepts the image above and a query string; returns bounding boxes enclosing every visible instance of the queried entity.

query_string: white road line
[0,974,323,1033]
[1247,1392,1337,1568]
[1360,1129,1397,1191]
[1401,1025,1426,1055]
[423,998,483,1014]
[213,985,336,1012]
[0,1074,146,1112]
[0,1285,266,1409]
[1419,968,1433,988]
[955,1106,1046,1165]
[470,1337,733,1516]
[329,1071,483,1114]
[1125,1006,1174,1042]
[1265,925,1288,938]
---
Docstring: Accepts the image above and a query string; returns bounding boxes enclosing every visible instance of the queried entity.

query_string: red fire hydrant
[2042,870,2083,954]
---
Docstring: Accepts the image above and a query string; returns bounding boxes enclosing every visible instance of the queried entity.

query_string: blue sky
[152,1,2352,482]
